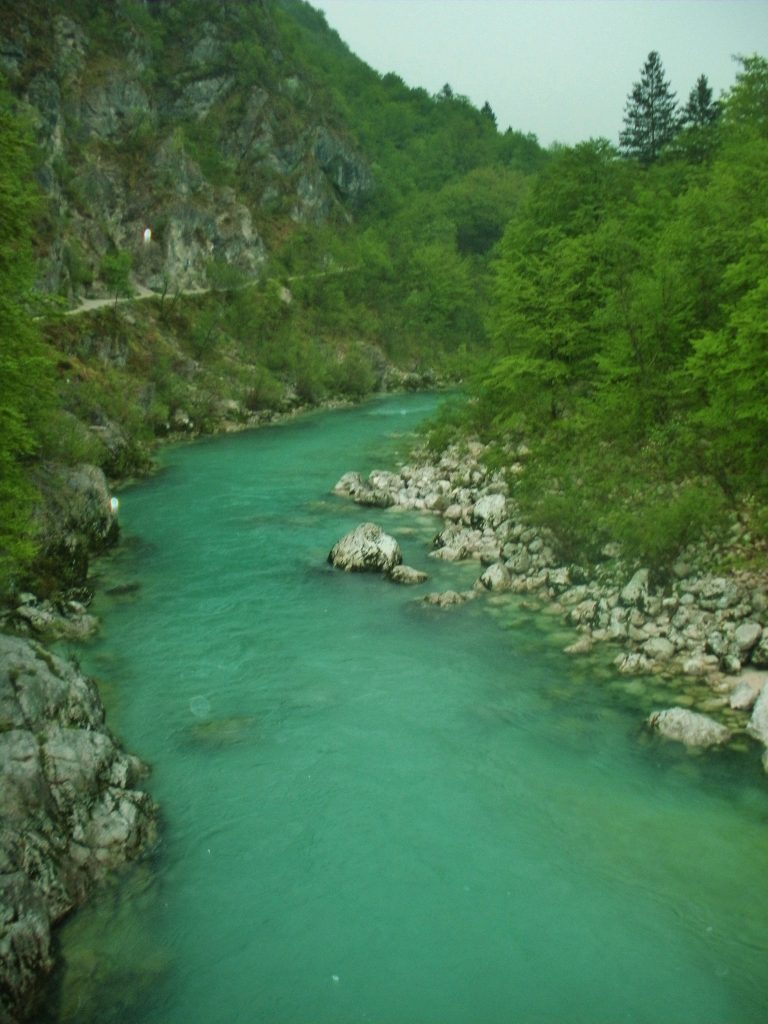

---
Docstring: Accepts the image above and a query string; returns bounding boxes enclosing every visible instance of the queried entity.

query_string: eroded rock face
[32,462,119,594]
[0,634,157,1024]
[328,523,402,574]
[648,707,732,748]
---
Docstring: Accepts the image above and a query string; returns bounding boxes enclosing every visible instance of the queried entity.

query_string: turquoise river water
[48,393,768,1024]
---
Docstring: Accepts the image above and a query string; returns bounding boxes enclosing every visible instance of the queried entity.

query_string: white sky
[310,0,768,146]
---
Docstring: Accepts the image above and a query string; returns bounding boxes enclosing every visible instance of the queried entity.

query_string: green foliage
[469,53,768,571]
[607,484,728,579]
[335,348,377,399]
[243,365,284,411]
[0,79,55,588]
[100,249,133,300]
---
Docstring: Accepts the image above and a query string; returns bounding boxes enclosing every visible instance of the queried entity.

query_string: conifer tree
[682,74,720,127]
[481,101,497,127]
[619,51,679,165]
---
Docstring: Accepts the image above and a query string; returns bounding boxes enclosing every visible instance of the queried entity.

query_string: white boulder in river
[328,522,403,574]
[648,707,731,748]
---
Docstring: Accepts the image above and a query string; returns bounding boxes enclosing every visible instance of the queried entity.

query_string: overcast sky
[310,0,767,146]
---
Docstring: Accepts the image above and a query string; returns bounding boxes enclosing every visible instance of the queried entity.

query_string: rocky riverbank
[0,634,157,1024]
[333,440,768,768]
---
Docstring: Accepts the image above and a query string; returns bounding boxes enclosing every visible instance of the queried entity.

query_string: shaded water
[52,394,768,1024]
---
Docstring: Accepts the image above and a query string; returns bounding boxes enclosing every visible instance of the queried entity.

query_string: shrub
[606,483,728,580]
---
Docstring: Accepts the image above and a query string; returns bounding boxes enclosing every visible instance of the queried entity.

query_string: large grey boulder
[734,621,762,655]
[620,569,649,608]
[479,562,511,592]
[328,522,402,574]
[332,471,395,509]
[728,672,767,711]
[471,494,507,529]
[643,636,676,662]
[648,707,731,748]
[0,634,157,1024]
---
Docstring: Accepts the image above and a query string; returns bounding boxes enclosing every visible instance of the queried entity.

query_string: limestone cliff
[0,0,374,302]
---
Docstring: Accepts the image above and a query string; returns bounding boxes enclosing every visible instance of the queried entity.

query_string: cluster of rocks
[3,593,99,643]
[0,634,157,1024]
[331,441,768,766]
[328,522,427,584]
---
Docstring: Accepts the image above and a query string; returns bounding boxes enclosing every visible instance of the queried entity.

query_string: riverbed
[49,393,768,1023]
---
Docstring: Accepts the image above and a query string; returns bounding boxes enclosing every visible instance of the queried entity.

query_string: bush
[335,348,377,399]
[243,366,284,411]
[607,483,728,580]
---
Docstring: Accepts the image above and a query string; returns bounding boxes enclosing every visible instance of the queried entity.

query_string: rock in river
[648,707,732,748]
[389,565,428,585]
[328,522,402,574]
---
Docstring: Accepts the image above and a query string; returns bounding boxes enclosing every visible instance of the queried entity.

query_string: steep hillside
[0,0,373,301]
[0,0,547,599]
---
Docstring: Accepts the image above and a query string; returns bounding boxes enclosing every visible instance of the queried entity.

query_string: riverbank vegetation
[434,53,768,578]
[0,0,766,596]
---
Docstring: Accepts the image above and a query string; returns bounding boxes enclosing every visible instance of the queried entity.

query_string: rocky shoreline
[0,634,157,1024]
[332,439,768,768]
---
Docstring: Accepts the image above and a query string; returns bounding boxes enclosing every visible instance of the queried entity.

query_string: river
[49,393,768,1023]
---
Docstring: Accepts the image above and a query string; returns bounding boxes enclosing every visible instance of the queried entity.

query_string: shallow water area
[50,393,768,1024]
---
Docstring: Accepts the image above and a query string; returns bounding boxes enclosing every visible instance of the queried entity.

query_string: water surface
[53,394,768,1024]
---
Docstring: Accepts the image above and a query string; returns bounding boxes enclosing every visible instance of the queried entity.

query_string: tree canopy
[465,55,768,573]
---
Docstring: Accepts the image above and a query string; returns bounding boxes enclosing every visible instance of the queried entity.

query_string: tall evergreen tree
[682,74,720,127]
[619,51,679,165]
[675,73,721,162]
[480,101,497,127]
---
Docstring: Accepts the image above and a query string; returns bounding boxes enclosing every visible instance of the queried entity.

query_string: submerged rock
[0,633,157,1024]
[422,590,475,608]
[328,522,402,574]
[648,707,731,748]
[388,565,428,585]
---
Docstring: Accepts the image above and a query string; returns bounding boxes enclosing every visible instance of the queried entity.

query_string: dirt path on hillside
[64,283,209,316]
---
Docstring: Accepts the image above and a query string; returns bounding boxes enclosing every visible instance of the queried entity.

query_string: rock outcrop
[0,6,374,301]
[30,462,119,597]
[328,523,402,575]
[0,633,157,1024]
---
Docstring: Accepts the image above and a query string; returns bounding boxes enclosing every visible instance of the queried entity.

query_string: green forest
[0,0,766,593]
[463,52,768,574]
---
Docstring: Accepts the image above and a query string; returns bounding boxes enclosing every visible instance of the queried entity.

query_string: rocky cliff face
[0,1,374,301]
[0,633,158,1024]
